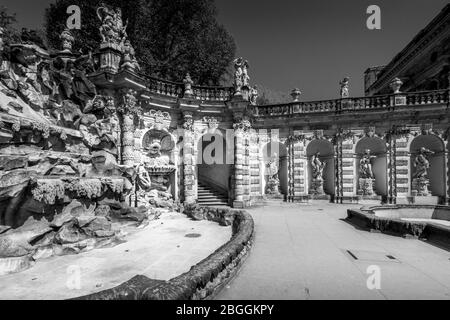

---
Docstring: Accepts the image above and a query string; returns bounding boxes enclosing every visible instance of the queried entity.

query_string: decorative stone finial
[183,73,194,97]
[291,88,302,102]
[390,77,403,94]
[249,85,258,105]
[339,77,350,98]
[59,28,74,52]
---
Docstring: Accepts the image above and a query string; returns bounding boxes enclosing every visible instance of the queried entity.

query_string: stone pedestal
[412,177,430,196]
[358,178,375,196]
[99,43,123,73]
[309,178,324,195]
[265,176,280,195]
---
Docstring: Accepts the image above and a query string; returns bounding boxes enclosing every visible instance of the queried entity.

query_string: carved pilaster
[181,112,196,204]
[232,116,252,208]
[117,88,141,166]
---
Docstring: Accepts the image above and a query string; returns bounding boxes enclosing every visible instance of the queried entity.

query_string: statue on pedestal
[121,40,140,71]
[242,60,250,88]
[97,5,128,47]
[412,147,434,196]
[358,149,376,195]
[266,153,280,195]
[310,152,325,195]
[360,149,375,179]
[233,57,244,95]
[339,77,350,98]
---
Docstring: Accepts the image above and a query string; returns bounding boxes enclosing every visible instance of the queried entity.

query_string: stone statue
[97,5,128,47]
[249,85,258,105]
[357,149,377,196]
[266,153,280,195]
[340,77,350,98]
[121,39,140,71]
[233,57,244,93]
[414,147,434,179]
[359,149,376,179]
[242,60,250,87]
[311,152,325,180]
[59,29,74,52]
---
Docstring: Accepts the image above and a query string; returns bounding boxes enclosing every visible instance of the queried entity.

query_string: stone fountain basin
[366,205,450,227]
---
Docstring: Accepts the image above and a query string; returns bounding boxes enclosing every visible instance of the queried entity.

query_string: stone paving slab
[216,202,450,300]
[0,212,231,300]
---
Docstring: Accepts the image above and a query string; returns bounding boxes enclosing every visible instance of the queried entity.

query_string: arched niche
[261,141,288,196]
[410,135,445,197]
[306,139,335,195]
[196,130,231,193]
[355,137,387,196]
[141,129,175,156]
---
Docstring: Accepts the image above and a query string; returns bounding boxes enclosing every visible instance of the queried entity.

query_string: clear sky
[2,0,448,100]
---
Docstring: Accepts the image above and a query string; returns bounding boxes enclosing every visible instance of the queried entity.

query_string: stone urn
[390,77,403,94]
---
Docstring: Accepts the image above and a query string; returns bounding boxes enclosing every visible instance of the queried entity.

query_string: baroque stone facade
[0,5,450,275]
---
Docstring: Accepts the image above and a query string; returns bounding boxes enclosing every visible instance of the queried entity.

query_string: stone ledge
[346,209,450,244]
[72,206,254,300]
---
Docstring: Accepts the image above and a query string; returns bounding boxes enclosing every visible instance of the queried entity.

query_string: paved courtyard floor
[0,212,231,300]
[216,201,450,300]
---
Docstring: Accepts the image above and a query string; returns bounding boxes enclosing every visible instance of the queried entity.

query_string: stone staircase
[197,181,229,206]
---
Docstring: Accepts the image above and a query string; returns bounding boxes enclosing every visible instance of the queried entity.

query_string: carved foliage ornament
[117,89,141,116]
[203,116,220,129]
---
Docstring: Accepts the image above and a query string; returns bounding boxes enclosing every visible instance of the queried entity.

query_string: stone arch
[306,139,335,196]
[355,137,387,196]
[261,141,288,196]
[409,134,445,197]
[196,129,231,193]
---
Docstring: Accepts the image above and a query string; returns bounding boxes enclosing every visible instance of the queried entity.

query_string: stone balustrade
[143,75,234,101]
[253,89,449,117]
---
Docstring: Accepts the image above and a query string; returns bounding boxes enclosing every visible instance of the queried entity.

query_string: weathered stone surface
[0,255,33,276]
[0,156,28,171]
[0,226,11,235]
[82,216,111,236]
[94,205,110,217]
[0,169,31,200]
[54,222,87,244]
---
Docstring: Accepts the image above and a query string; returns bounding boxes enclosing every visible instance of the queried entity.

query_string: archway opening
[410,135,445,197]
[261,142,288,196]
[355,137,387,196]
[306,140,335,196]
[196,131,231,198]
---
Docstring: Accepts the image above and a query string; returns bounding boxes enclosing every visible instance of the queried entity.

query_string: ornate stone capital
[117,88,141,116]
[182,112,195,132]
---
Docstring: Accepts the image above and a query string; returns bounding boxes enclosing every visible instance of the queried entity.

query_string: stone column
[290,134,307,201]
[334,133,344,203]
[181,112,196,204]
[444,140,449,204]
[386,132,396,204]
[232,117,251,208]
[117,89,140,166]
[393,133,410,203]
[342,136,357,202]
[249,130,261,200]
